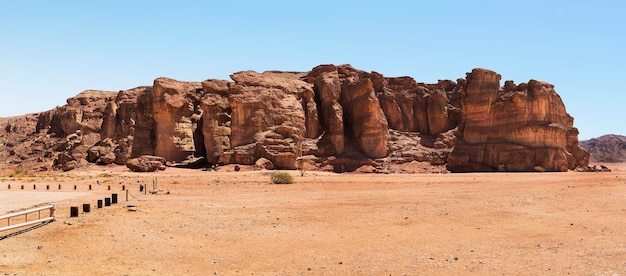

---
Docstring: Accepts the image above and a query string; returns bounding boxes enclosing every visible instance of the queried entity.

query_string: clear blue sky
[1,1,624,139]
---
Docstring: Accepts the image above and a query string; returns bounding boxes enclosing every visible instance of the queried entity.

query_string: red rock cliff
[447,68,588,172]
[0,65,589,173]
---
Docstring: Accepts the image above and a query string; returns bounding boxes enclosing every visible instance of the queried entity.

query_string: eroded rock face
[341,78,388,158]
[313,69,345,155]
[0,64,588,173]
[307,65,392,160]
[37,90,117,137]
[152,78,204,162]
[29,90,118,171]
[101,87,150,141]
[447,68,589,172]
[199,82,231,164]
[218,71,310,169]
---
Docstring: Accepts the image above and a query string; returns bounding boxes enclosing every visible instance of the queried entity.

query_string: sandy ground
[0,191,89,215]
[0,163,625,275]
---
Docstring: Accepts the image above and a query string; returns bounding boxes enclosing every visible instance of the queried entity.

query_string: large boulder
[254,157,274,170]
[87,138,116,165]
[51,131,93,171]
[126,155,167,172]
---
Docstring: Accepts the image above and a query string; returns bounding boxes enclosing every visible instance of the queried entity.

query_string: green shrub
[271,172,294,184]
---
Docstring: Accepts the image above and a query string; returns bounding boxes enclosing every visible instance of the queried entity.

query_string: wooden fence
[0,204,56,233]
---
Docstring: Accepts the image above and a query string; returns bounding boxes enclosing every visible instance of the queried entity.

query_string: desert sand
[1,164,625,275]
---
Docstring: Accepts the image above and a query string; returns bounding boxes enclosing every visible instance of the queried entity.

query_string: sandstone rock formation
[37,90,117,137]
[447,68,588,172]
[126,155,167,172]
[0,65,589,173]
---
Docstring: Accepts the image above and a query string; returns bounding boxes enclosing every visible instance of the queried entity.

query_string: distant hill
[580,134,626,163]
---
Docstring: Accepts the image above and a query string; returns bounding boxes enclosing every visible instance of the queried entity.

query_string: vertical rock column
[152,78,203,162]
[314,71,345,155]
[200,79,232,164]
[341,78,389,158]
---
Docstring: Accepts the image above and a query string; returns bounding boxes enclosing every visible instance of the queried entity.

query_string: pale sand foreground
[0,164,625,275]
[0,191,89,215]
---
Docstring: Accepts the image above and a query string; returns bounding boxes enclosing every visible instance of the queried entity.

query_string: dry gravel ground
[0,164,625,275]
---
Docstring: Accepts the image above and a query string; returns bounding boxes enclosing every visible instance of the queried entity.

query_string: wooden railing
[0,204,56,233]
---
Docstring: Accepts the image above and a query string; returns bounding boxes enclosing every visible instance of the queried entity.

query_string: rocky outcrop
[151,78,204,162]
[101,87,150,141]
[312,68,345,156]
[447,68,589,172]
[29,90,118,171]
[51,131,90,171]
[0,65,589,173]
[37,90,117,137]
[377,77,461,136]
[223,71,309,169]
[581,134,626,163]
[126,155,167,172]
[340,78,388,158]
[199,80,231,164]
[308,65,390,159]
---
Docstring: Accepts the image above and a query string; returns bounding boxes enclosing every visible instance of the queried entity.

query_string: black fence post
[70,207,79,217]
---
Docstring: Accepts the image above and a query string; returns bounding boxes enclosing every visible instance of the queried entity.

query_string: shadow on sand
[0,221,52,241]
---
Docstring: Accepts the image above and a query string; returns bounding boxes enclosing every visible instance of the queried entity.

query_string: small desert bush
[270,172,294,184]
[9,167,29,178]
